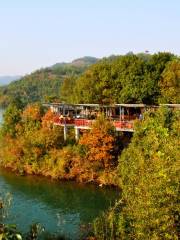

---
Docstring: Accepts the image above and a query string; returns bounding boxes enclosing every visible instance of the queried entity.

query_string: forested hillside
[0,56,98,107]
[0,53,179,239]
[0,53,179,108]
[60,52,180,104]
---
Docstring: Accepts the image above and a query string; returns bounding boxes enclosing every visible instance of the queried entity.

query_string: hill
[51,56,98,69]
[1,53,179,108]
[71,56,98,66]
[0,57,98,107]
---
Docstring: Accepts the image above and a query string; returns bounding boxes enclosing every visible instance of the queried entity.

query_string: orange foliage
[79,119,115,169]
[22,104,42,121]
[41,109,55,128]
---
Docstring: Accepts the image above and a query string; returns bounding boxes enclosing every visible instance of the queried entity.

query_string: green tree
[71,52,175,105]
[60,76,77,103]
[73,59,113,104]
[111,55,147,103]
[159,59,180,103]
[1,103,21,137]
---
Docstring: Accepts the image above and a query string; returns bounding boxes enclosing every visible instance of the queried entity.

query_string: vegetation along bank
[0,52,179,239]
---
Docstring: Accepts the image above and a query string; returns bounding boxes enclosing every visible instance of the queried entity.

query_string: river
[0,109,119,239]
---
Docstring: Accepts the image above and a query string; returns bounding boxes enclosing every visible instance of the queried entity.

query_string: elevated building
[43,103,180,141]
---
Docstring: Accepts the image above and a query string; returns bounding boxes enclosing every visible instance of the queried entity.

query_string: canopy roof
[43,103,180,109]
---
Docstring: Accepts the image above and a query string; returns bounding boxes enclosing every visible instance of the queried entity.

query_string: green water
[0,170,119,239]
[0,109,119,239]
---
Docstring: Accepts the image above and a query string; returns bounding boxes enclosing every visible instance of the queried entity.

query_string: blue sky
[0,0,180,75]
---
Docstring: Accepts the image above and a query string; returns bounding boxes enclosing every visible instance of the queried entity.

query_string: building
[43,103,180,141]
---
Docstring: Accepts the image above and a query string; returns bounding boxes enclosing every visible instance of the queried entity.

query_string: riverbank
[0,104,121,187]
[0,164,118,188]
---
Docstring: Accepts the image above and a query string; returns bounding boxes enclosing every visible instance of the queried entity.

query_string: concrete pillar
[119,106,121,120]
[122,107,124,121]
[64,125,67,141]
[106,107,108,117]
[75,127,80,141]
[75,107,77,118]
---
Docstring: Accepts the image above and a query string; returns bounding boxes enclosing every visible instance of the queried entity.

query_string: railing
[53,116,75,125]
[74,119,134,130]
[120,115,137,121]
[113,120,134,130]
[53,116,134,131]
[74,119,94,127]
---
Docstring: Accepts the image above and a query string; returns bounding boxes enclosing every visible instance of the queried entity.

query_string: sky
[0,0,180,76]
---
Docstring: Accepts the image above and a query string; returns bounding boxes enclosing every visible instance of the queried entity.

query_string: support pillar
[122,107,124,121]
[64,125,67,141]
[75,127,80,141]
[106,107,108,117]
[119,106,121,120]
[75,106,77,118]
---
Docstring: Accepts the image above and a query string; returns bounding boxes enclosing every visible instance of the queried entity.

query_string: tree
[0,104,64,173]
[159,59,180,103]
[1,103,21,137]
[60,76,77,103]
[22,103,44,122]
[79,114,116,169]
[72,59,114,104]
[71,53,175,105]
[145,52,175,103]
[111,55,147,103]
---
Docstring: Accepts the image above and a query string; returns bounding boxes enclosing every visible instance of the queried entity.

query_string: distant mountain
[51,56,98,69]
[71,56,98,66]
[0,76,21,86]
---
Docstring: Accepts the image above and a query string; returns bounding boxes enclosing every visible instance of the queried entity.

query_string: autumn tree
[79,114,116,169]
[41,109,56,128]
[0,104,64,174]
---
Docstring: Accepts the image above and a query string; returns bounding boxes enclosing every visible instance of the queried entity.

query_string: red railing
[120,115,137,121]
[53,116,75,125]
[113,121,134,130]
[53,116,134,130]
[74,119,134,129]
[74,119,94,127]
